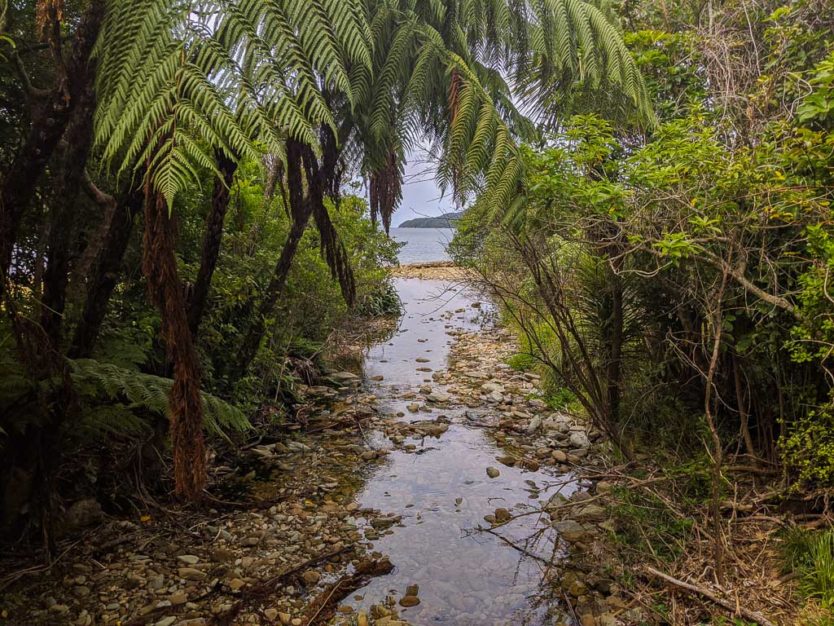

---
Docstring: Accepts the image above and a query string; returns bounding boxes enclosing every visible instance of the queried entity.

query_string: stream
[344,277,577,624]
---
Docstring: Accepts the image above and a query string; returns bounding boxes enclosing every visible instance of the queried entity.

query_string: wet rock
[520,458,540,471]
[553,520,588,543]
[399,596,420,607]
[486,466,500,478]
[487,391,504,403]
[494,508,511,523]
[496,455,516,467]
[426,391,451,403]
[329,371,360,386]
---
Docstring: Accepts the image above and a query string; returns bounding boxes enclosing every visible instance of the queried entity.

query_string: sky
[393,147,455,226]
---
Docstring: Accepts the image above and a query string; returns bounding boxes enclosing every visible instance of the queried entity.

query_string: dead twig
[477,525,550,565]
[643,566,777,626]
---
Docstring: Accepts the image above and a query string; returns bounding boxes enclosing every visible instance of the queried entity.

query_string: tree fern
[94,0,372,206]
[70,359,251,438]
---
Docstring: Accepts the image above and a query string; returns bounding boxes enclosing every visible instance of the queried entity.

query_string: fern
[93,0,652,234]
[94,0,372,207]
[70,359,251,438]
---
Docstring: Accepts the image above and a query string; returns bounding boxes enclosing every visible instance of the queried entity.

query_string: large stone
[177,568,206,581]
[569,431,591,449]
[553,520,589,543]
[542,415,572,433]
[574,504,606,523]
[63,499,103,531]
[176,554,199,565]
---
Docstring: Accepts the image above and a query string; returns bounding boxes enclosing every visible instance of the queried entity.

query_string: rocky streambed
[0,269,638,626]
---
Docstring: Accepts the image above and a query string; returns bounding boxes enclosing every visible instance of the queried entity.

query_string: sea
[390,227,455,264]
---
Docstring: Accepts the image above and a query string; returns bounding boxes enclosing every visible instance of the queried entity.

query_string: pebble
[177,568,206,581]
[486,466,500,478]
[176,554,200,564]
[170,591,187,605]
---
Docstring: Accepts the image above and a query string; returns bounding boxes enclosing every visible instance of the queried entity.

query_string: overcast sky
[393,147,455,226]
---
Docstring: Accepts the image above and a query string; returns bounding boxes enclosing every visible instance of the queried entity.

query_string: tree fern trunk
[236,140,312,374]
[40,78,97,349]
[142,191,206,500]
[187,150,237,336]
[236,207,311,375]
[68,188,142,359]
[0,0,105,294]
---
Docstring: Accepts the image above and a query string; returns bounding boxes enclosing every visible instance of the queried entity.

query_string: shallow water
[347,278,574,624]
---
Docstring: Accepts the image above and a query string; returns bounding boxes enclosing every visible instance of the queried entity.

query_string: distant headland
[398,211,463,228]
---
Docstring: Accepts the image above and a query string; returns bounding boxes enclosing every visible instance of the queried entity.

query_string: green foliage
[782,528,834,610]
[455,0,834,489]
[798,52,834,126]
[506,351,535,371]
[355,281,401,317]
[781,407,834,487]
[70,359,251,439]
[610,485,694,562]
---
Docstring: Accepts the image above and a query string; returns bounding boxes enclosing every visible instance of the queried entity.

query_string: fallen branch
[303,557,394,625]
[210,545,354,626]
[643,566,776,626]
[478,526,550,565]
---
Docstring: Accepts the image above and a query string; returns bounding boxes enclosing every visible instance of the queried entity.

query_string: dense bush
[455,0,834,486]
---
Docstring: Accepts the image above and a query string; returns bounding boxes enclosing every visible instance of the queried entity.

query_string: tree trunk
[142,190,206,500]
[0,0,105,293]
[187,150,237,336]
[40,78,97,349]
[68,188,143,359]
[235,140,312,374]
[733,354,756,458]
[235,209,311,374]
[605,268,624,426]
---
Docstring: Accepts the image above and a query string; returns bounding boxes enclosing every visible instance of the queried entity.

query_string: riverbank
[0,266,806,626]
[389,261,472,281]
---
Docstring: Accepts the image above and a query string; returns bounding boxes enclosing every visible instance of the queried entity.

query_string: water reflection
[348,278,574,624]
